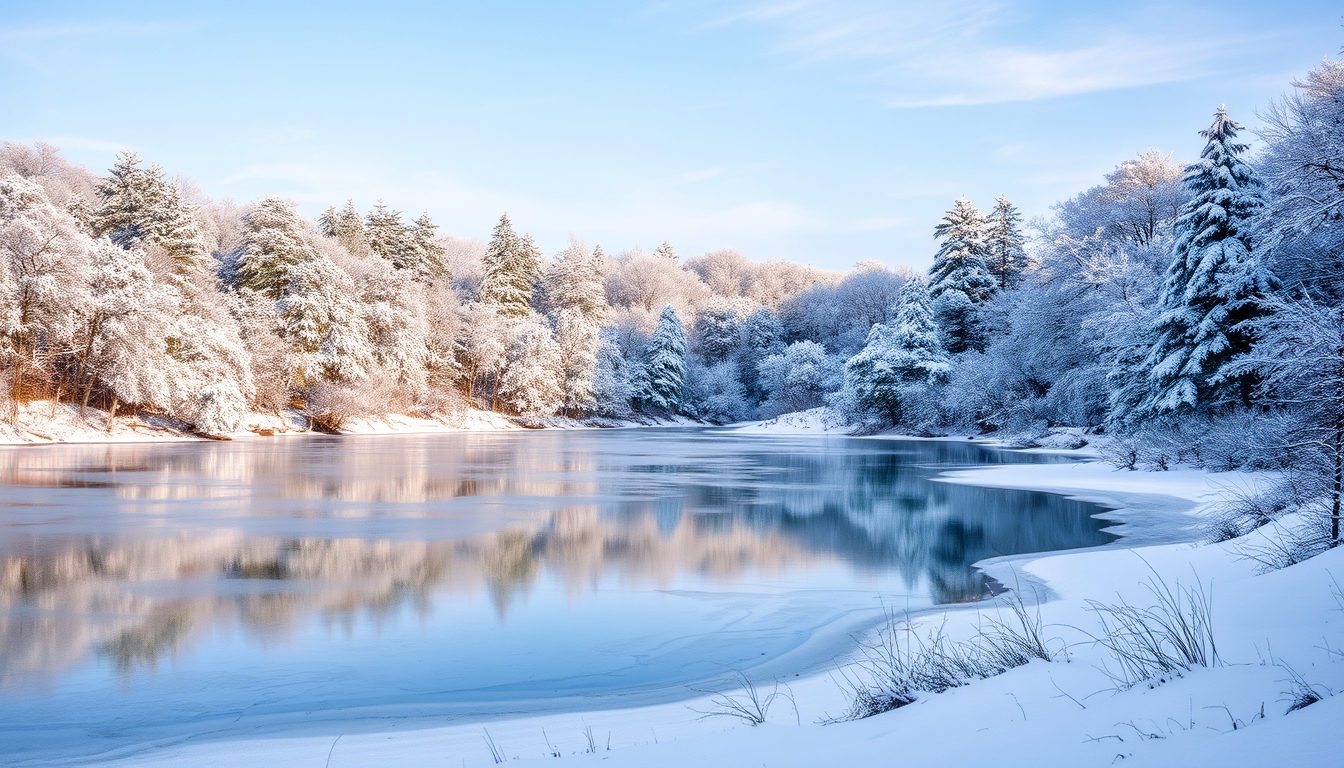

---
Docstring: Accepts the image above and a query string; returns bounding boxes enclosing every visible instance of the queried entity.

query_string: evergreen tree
[410,211,448,282]
[985,195,1026,290]
[735,307,786,401]
[842,276,950,424]
[480,214,542,316]
[237,196,314,299]
[636,305,689,412]
[655,240,677,262]
[1125,107,1276,422]
[94,151,208,270]
[929,198,997,353]
[553,307,601,416]
[318,199,369,257]
[540,239,607,324]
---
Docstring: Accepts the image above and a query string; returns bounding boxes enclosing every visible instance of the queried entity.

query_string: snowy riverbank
[89,446,1342,768]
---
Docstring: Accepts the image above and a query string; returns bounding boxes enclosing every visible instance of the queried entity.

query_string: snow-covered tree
[496,312,562,417]
[237,196,313,299]
[318,199,370,257]
[592,331,636,418]
[1256,59,1344,302]
[655,240,677,262]
[93,152,208,270]
[0,173,91,400]
[1117,107,1276,424]
[929,198,996,353]
[553,307,601,416]
[363,201,446,283]
[540,238,607,324]
[985,196,1026,290]
[695,301,746,362]
[635,305,689,413]
[841,276,950,425]
[480,214,541,316]
[757,340,842,417]
[687,360,750,423]
[735,306,786,401]
[279,253,372,387]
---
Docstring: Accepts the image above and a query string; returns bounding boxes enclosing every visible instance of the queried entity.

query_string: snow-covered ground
[0,400,531,444]
[729,406,852,435]
[93,447,1342,767]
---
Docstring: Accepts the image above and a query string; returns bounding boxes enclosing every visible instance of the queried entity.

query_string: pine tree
[636,305,689,413]
[985,195,1026,290]
[318,199,369,257]
[480,214,542,316]
[410,211,448,282]
[1127,107,1276,421]
[655,240,677,262]
[237,196,314,299]
[553,307,601,415]
[842,276,950,424]
[93,151,208,270]
[929,198,997,353]
[540,238,607,324]
[735,307,786,401]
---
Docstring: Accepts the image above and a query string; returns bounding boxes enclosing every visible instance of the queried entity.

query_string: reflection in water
[0,430,1113,759]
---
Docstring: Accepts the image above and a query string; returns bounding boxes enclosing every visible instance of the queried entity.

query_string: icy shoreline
[83,439,1342,768]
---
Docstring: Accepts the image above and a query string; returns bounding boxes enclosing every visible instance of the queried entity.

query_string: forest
[2,58,1342,556]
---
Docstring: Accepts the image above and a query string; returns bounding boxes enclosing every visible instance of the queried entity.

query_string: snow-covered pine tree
[985,195,1026,290]
[410,212,448,282]
[237,196,314,299]
[365,201,415,263]
[592,331,635,418]
[655,241,677,262]
[635,305,689,413]
[93,152,208,270]
[279,254,372,386]
[318,199,370,257]
[929,198,997,353]
[735,306,786,401]
[540,238,607,324]
[480,214,542,317]
[1123,107,1276,423]
[842,275,950,424]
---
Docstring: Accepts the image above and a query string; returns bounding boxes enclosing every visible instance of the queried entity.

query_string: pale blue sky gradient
[1,1,1339,269]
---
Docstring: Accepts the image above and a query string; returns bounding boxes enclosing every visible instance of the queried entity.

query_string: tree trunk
[1333,413,1342,548]
[106,395,118,435]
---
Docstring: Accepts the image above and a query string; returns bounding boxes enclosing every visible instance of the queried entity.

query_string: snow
[729,406,851,435]
[0,400,524,444]
[93,447,1342,767]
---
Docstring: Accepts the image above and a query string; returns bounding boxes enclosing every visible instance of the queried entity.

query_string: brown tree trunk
[106,395,118,434]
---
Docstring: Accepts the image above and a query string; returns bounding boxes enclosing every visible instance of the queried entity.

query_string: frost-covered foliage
[839,277,950,427]
[757,341,842,417]
[1116,108,1274,425]
[779,263,905,355]
[496,312,563,417]
[930,198,997,354]
[93,152,208,270]
[480,214,542,317]
[634,305,689,414]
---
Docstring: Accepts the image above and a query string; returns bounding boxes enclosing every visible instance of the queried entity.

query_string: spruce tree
[985,195,1026,290]
[929,198,997,353]
[94,151,208,270]
[410,211,448,282]
[1130,107,1276,420]
[636,305,689,412]
[541,239,607,324]
[480,214,542,317]
[843,276,950,424]
[319,199,369,257]
[238,196,314,299]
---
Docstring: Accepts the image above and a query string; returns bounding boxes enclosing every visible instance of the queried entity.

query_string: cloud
[688,0,1274,106]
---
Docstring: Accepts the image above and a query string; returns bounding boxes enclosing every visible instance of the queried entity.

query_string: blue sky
[1,1,1339,270]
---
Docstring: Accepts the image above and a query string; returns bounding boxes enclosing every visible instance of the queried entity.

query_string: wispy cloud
[685,0,1277,106]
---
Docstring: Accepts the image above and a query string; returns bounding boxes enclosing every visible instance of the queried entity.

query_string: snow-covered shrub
[687,360,750,424]
[303,376,407,432]
[192,380,247,435]
[756,340,841,418]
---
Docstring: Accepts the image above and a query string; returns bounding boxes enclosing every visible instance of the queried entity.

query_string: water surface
[0,429,1113,762]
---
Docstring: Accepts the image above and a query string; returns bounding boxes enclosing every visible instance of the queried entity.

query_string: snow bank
[0,401,528,445]
[99,453,1343,767]
[730,407,852,435]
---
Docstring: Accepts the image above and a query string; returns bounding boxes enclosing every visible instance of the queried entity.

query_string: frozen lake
[0,429,1113,762]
